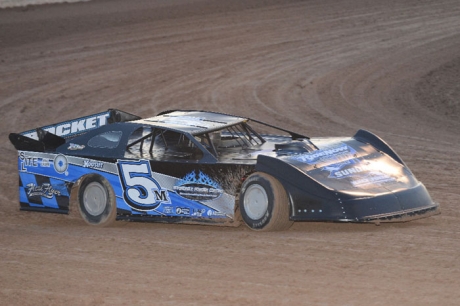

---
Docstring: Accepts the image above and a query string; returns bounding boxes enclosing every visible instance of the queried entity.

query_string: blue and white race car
[9,109,439,231]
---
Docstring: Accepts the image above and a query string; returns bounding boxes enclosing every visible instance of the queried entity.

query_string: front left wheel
[77,175,117,226]
[239,172,293,231]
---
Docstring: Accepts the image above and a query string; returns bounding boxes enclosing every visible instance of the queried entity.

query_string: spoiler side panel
[353,129,408,168]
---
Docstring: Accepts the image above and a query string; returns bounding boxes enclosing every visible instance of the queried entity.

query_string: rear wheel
[239,172,293,231]
[78,175,117,226]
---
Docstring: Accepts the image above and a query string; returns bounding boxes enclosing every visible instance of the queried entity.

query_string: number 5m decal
[118,160,170,211]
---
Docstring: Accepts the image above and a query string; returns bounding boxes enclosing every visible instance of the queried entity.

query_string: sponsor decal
[54,155,69,174]
[175,207,190,215]
[19,152,38,171]
[83,160,104,169]
[19,152,50,171]
[163,206,174,214]
[117,160,171,211]
[322,159,396,187]
[21,112,110,140]
[333,165,367,178]
[41,158,51,167]
[26,183,61,199]
[322,159,359,178]
[350,174,396,188]
[68,143,85,150]
[174,170,223,201]
[290,144,356,165]
[192,208,206,217]
[206,210,226,217]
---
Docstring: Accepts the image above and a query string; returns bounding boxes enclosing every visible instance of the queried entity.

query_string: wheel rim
[244,184,268,220]
[83,182,107,216]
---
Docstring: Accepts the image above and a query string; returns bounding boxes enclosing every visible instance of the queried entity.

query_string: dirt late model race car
[9,109,439,231]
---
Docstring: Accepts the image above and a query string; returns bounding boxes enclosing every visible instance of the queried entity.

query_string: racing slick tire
[77,175,117,227]
[239,172,293,231]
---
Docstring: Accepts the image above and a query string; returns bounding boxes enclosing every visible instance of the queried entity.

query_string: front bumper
[290,183,440,223]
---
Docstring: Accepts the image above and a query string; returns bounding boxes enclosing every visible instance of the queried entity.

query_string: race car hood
[266,137,418,196]
[253,130,438,222]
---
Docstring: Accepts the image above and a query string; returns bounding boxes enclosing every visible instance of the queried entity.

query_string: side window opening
[195,132,219,157]
[160,131,202,159]
[212,123,265,149]
[126,127,155,156]
[125,127,202,161]
[193,123,266,158]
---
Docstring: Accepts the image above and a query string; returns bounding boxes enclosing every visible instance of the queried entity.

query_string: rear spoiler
[9,109,140,151]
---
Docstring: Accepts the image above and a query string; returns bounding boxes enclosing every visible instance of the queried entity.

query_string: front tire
[78,175,117,226]
[239,172,293,231]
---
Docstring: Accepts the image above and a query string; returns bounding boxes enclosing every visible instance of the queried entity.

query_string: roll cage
[125,121,266,161]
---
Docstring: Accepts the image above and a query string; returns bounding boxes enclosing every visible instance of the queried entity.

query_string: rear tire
[239,172,293,231]
[78,175,117,226]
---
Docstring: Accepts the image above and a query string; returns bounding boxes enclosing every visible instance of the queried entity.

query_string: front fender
[255,155,342,220]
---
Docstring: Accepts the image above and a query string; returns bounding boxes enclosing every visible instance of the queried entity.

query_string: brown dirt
[1,0,460,305]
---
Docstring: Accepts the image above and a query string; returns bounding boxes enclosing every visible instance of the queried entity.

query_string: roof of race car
[131,110,247,134]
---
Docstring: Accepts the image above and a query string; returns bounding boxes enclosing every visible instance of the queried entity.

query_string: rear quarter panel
[15,150,253,223]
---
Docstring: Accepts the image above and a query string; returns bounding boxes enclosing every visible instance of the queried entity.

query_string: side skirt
[116,215,240,227]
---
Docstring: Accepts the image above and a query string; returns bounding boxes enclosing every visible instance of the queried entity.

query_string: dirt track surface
[1,0,460,304]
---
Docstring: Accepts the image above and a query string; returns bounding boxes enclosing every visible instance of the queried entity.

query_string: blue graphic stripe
[19,186,28,204]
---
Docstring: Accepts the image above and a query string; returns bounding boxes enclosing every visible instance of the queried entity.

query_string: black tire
[239,172,293,231]
[77,175,117,226]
